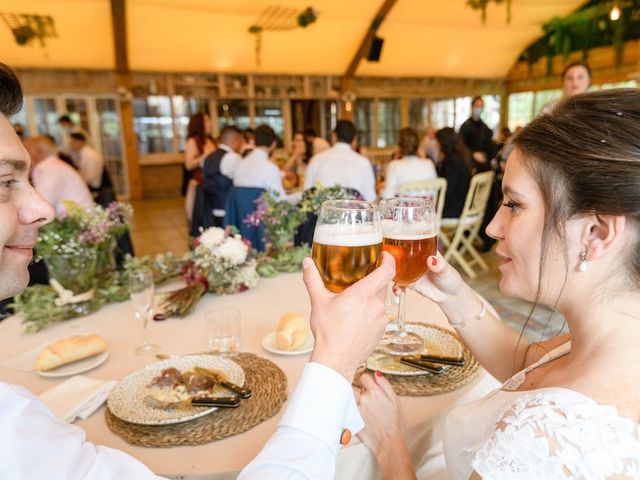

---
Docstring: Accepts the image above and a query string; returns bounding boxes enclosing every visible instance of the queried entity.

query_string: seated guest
[435,127,471,218]
[23,135,94,218]
[68,132,104,192]
[284,130,312,178]
[241,127,255,157]
[303,127,330,156]
[304,120,377,202]
[382,127,437,199]
[200,125,243,228]
[183,112,216,222]
[233,125,287,199]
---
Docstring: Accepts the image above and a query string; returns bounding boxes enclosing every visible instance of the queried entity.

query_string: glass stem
[397,287,407,338]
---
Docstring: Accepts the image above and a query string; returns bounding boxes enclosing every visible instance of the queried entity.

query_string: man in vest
[200,126,244,228]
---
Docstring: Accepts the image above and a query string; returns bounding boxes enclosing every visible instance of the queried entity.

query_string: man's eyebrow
[0,159,27,171]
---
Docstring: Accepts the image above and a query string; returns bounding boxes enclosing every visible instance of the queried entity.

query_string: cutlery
[194,367,252,399]
[399,357,445,374]
[145,395,241,410]
[419,353,465,366]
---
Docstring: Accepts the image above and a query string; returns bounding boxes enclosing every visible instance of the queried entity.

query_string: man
[458,96,497,173]
[200,125,243,228]
[68,131,105,191]
[58,114,92,163]
[23,135,94,218]
[303,127,330,156]
[233,124,287,198]
[304,120,377,202]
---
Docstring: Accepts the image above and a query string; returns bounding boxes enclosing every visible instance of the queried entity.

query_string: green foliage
[256,245,311,277]
[467,0,511,24]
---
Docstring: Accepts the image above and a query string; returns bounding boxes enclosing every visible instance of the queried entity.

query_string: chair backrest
[398,178,448,224]
[223,186,266,252]
[460,171,494,220]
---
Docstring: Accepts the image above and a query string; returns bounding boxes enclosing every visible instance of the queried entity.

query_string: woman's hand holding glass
[406,252,466,305]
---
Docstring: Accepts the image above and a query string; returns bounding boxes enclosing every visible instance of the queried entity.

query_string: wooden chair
[440,171,494,278]
[398,177,448,227]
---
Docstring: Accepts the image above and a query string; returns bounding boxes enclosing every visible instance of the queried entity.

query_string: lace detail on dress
[470,392,640,479]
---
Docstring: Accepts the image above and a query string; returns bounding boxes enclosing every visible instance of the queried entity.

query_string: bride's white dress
[443,342,640,479]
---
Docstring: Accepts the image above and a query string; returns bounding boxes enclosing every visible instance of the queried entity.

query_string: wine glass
[312,200,382,293]
[379,197,437,355]
[129,267,159,355]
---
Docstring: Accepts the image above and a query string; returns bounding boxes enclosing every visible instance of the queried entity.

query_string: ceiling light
[610,2,621,21]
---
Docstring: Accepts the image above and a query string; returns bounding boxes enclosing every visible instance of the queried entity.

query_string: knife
[194,367,252,399]
[419,353,465,366]
[399,357,445,374]
[191,396,241,408]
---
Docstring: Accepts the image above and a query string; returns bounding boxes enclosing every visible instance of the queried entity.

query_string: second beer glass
[312,200,382,293]
[379,197,437,355]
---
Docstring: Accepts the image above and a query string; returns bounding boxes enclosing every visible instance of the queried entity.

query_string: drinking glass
[205,307,241,354]
[129,267,159,355]
[379,197,437,355]
[312,200,382,293]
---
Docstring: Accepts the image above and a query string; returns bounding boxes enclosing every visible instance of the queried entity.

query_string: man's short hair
[334,120,356,143]
[69,131,87,142]
[254,125,278,147]
[58,114,72,124]
[303,127,317,137]
[0,63,23,117]
[219,125,242,143]
[471,96,484,106]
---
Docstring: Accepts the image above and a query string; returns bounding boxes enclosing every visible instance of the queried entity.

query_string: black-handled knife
[219,380,252,399]
[399,357,445,374]
[191,396,241,408]
[419,354,465,366]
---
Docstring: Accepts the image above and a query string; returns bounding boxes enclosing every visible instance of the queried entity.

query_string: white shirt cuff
[279,362,364,454]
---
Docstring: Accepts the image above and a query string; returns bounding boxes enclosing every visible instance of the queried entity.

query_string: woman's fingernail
[302,258,312,269]
[431,257,437,267]
[375,370,383,377]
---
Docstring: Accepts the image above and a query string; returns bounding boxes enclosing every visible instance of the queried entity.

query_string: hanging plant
[467,0,511,24]
[248,25,263,67]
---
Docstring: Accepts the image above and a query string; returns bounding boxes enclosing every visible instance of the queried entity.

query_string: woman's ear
[582,214,626,260]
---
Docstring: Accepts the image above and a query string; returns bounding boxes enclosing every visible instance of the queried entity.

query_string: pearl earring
[579,251,588,272]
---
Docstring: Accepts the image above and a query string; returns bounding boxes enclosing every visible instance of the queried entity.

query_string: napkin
[39,375,117,423]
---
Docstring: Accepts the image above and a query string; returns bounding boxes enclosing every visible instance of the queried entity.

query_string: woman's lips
[495,250,512,268]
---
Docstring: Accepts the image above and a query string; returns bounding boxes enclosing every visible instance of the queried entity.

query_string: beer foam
[382,220,436,240]
[383,233,437,241]
[313,224,382,246]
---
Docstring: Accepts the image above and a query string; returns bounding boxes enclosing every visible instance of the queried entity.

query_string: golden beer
[312,225,382,293]
[383,234,437,287]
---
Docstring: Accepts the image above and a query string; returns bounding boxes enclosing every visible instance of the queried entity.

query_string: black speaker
[367,36,384,62]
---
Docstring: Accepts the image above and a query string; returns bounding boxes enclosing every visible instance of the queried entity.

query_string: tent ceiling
[1,0,584,78]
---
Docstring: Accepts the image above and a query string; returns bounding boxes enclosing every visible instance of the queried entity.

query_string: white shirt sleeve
[238,362,364,480]
[360,161,377,202]
[267,164,287,199]
[220,152,241,179]
[0,383,164,480]
[304,158,318,190]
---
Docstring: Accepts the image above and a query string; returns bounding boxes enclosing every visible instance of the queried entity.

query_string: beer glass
[379,197,437,355]
[312,200,382,293]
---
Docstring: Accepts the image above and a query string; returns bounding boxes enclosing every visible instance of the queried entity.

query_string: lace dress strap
[502,341,571,391]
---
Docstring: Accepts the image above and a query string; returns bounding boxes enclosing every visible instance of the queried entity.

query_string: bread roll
[34,335,107,371]
[276,313,310,351]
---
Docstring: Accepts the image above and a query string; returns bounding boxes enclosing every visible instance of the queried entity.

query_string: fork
[145,395,241,410]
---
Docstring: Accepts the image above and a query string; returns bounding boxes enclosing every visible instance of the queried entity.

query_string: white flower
[198,227,226,249]
[215,236,248,266]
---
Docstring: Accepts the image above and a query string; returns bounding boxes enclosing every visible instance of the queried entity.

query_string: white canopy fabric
[1,0,584,78]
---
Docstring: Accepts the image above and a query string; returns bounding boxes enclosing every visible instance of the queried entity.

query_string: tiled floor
[128,197,567,342]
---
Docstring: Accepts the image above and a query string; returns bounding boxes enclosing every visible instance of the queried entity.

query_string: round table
[0,273,498,479]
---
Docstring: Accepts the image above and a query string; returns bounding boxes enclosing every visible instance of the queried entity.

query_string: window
[322,99,339,140]
[377,98,400,147]
[482,95,501,131]
[409,98,429,132]
[600,80,637,89]
[96,98,127,197]
[133,96,173,154]
[64,98,91,132]
[354,98,374,147]
[255,100,284,145]
[9,101,29,138]
[430,99,455,130]
[507,92,534,131]
[218,100,250,131]
[33,98,61,144]
[533,89,562,115]
[173,97,210,152]
[454,96,472,130]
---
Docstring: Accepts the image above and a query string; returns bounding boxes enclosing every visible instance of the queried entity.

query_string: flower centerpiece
[298,185,364,216]
[154,227,259,319]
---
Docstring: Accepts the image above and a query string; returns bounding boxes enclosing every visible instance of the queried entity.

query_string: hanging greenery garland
[467,0,512,23]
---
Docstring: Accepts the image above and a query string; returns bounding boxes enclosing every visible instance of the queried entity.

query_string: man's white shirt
[304,143,377,201]
[32,155,94,218]
[233,148,286,198]
[206,143,242,179]
[382,156,437,199]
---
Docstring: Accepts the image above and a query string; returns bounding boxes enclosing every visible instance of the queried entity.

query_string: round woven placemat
[354,324,480,396]
[105,353,287,447]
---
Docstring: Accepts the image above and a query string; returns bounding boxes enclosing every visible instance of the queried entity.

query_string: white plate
[367,323,464,376]
[37,351,109,378]
[262,331,314,356]
[107,355,244,426]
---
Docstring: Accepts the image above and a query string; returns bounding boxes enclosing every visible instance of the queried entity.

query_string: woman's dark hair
[187,112,208,155]
[435,127,471,169]
[397,127,419,157]
[0,63,23,117]
[561,61,592,80]
[293,130,312,164]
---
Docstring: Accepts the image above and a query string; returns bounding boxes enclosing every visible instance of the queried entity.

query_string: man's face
[0,115,54,299]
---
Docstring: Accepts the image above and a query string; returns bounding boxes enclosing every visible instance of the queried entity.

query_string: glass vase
[45,248,98,316]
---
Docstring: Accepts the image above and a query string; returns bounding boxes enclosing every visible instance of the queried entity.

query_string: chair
[398,177,448,227]
[440,171,494,279]
[223,186,266,252]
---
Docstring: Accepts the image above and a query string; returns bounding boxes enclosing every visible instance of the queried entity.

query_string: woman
[184,112,215,222]
[382,127,436,199]
[541,61,591,114]
[284,131,312,180]
[359,89,640,478]
[435,127,471,218]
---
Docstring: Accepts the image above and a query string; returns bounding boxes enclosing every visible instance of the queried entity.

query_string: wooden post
[110,0,142,200]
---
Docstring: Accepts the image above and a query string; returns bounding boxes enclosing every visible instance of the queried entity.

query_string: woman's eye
[502,201,519,210]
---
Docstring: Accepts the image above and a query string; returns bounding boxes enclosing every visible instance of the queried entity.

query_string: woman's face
[203,115,212,135]
[563,65,590,97]
[293,133,305,151]
[486,149,575,303]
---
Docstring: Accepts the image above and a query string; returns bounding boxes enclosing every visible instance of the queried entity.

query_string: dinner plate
[107,355,245,425]
[37,351,109,378]
[367,323,464,376]
[262,331,314,356]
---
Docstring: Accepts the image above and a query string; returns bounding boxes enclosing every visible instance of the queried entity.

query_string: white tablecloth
[0,273,497,479]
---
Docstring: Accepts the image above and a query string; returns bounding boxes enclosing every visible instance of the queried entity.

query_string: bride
[357,89,640,479]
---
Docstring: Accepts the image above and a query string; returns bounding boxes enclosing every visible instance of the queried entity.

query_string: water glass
[205,307,241,354]
[129,267,159,355]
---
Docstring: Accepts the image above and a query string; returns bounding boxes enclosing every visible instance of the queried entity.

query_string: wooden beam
[110,0,142,200]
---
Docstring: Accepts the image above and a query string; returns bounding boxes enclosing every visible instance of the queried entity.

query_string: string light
[610,1,621,21]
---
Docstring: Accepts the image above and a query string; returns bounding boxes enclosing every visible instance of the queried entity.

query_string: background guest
[435,127,472,219]
[241,127,255,157]
[68,132,104,192]
[382,127,436,199]
[418,127,439,162]
[183,112,216,222]
[58,114,91,164]
[303,127,330,156]
[541,61,592,114]
[284,131,312,181]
